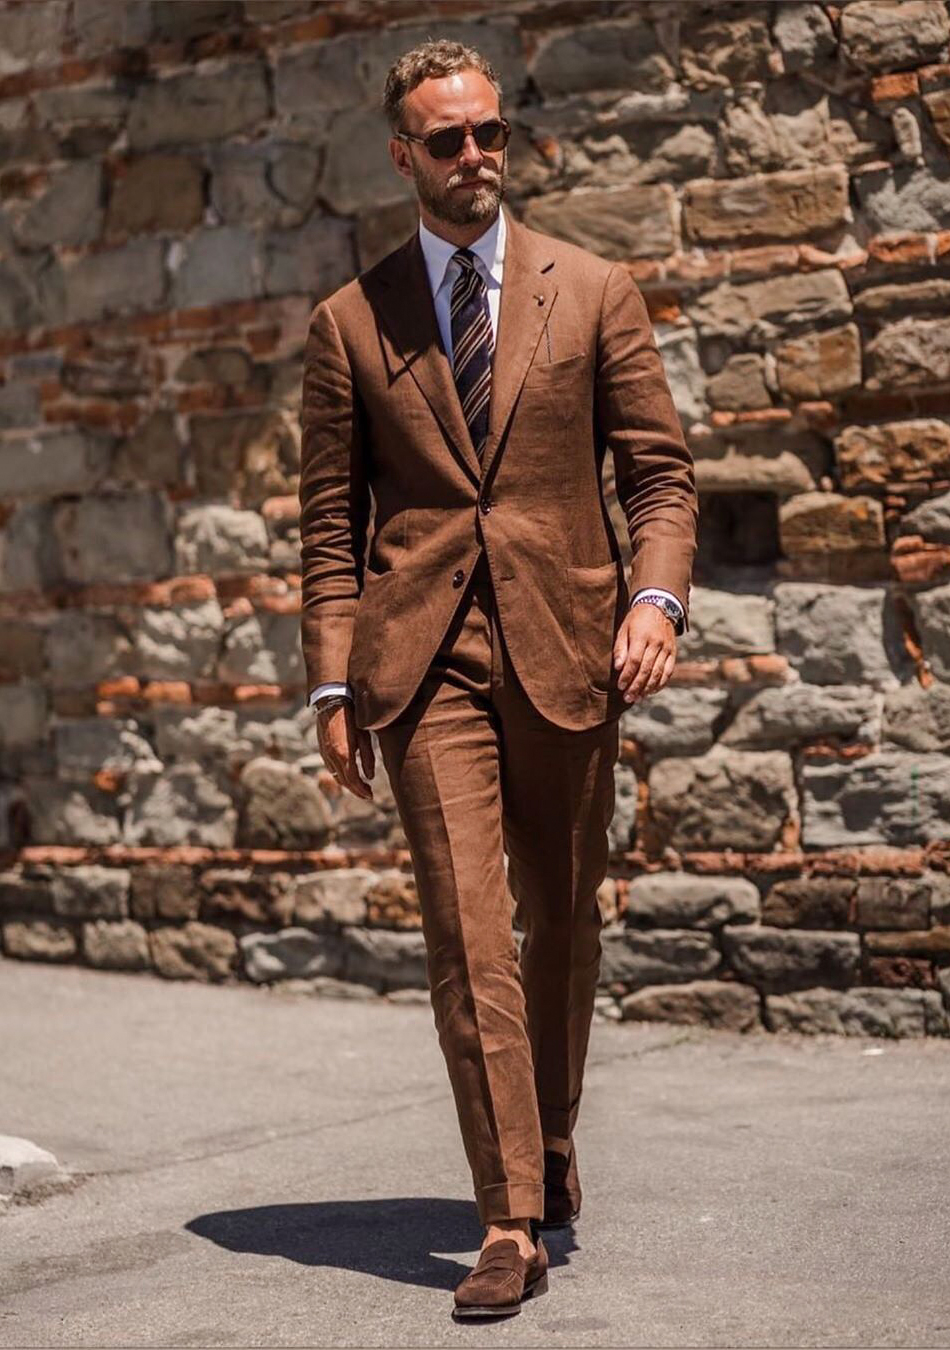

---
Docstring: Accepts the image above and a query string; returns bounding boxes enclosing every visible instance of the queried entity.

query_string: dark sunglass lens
[427,127,465,158]
[474,120,506,150]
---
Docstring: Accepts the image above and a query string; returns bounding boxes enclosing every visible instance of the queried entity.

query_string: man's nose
[458,131,483,165]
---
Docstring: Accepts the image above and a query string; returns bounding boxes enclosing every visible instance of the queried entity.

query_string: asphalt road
[2,960,949,1348]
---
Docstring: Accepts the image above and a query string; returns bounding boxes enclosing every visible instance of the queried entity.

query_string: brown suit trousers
[375,548,619,1225]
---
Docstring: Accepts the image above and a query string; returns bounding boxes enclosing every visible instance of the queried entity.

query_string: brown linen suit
[299,202,698,1224]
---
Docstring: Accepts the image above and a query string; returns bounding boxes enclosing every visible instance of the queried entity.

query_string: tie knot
[453,247,477,271]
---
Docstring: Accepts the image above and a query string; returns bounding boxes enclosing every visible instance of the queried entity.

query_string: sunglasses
[395,117,511,160]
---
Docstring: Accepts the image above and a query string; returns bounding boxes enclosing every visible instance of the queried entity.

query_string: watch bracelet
[314,693,352,714]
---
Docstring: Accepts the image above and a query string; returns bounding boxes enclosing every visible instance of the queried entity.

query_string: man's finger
[357,728,376,782]
[622,642,664,701]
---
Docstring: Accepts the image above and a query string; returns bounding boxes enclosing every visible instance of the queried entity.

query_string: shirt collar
[418,204,506,298]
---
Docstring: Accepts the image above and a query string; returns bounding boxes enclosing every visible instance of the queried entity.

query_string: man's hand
[612,603,677,704]
[315,701,375,800]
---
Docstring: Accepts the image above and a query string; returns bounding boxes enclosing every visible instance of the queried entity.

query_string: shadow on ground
[188,1199,579,1292]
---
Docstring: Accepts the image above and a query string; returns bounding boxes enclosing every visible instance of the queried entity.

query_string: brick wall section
[2,0,950,1038]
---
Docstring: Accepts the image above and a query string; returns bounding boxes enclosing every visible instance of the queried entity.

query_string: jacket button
[479,496,493,513]
[452,568,464,586]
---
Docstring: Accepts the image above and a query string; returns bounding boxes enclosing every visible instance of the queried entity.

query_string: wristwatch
[314,694,351,715]
[631,592,684,634]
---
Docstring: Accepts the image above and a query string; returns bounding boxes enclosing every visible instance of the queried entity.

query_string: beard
[411,151,507,226]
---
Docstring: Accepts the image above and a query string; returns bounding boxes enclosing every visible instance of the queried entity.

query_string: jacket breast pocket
[522,350,588,388]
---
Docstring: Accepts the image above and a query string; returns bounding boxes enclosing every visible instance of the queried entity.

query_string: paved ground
[2,961,950,1349]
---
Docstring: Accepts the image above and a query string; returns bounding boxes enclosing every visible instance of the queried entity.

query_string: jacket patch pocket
[565,559,627,694]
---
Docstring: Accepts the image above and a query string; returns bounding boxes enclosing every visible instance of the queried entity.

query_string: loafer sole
[452,1269,549,1319]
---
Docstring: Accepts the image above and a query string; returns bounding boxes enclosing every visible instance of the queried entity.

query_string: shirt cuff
[629,586,685,618]
[308,681,354,707]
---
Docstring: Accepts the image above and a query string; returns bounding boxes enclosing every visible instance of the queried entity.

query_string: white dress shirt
[308,210,685,708]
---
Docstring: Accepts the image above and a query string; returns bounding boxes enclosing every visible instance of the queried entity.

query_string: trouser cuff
[475,1180,545,1225]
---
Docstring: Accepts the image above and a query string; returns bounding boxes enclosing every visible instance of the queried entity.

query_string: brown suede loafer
[537,1141,582,1228]
[452,1236,549,1319]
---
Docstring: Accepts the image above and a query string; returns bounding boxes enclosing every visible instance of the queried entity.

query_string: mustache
[449,170,501,188]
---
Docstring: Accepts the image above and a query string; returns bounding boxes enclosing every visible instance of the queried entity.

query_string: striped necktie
[450,247,493,460]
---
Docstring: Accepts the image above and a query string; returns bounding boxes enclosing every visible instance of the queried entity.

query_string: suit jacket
[298,201,699,732]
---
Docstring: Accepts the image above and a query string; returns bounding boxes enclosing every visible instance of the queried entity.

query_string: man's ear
[389,138,413,183]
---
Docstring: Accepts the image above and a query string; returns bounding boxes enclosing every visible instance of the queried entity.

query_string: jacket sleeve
[595,263,698,632]
[298,298,370,690]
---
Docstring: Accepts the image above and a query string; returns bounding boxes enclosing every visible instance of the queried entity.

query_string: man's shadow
[188,1198,578,1291]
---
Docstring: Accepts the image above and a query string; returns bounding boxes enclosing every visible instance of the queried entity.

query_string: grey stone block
[912,582,950,682]
[13,160,102,249]
[241,927,346,983]
[0,430,111,499]
[239,758,333,850]
[219,611,303,686]
[210,139,320,227]
[63,238,165,324]
[626,873,760,929]
[881,681,950,753]
[174,505,269,577]
[132,599,225,680]
[762,877,855,928]
[83,919,150,970]
[530,19,672,98]
[54,719,157,780]
[123,765,237,848]
[774,583,907,687]
[127,60,269,150]
[599,925,721,989]
[676,587,775,660]
[2,919,77,962]
[46,611,132,689]
[620,979,761,1031]
[802,751,950,847]
[22,780,121,846]
[722,684,878,748]
[523,183,677,260]
[170,226,261,309]
[841,0,949,72]
[54,491,173,585]
[773,2,836,72]
[766,986,948,1037]
[691,270,852,343]
[0,684,47,749]
[294,869,376,928]
[649,745,795,852]
[263,213,355,299]
[621,686,729,757]
[51,866,130,920]
[149,921,238,982]
[722,925,861,993]
[340,926,428,992]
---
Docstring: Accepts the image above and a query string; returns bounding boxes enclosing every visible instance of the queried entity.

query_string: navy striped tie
[450,247,493,461]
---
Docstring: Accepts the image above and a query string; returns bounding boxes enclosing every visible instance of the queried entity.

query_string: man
[298,39,697,1320]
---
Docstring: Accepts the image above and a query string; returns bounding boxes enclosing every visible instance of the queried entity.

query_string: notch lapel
[480,207,557,485]
[370,229,483,485]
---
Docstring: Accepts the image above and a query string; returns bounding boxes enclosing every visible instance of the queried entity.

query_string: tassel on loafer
[452,1235,549,1319]
[536,1140,582,1229]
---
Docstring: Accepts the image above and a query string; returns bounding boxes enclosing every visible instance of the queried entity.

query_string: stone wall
[2,0,950,1038]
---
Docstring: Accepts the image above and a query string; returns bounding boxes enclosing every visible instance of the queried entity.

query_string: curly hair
[382,38,503,133]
